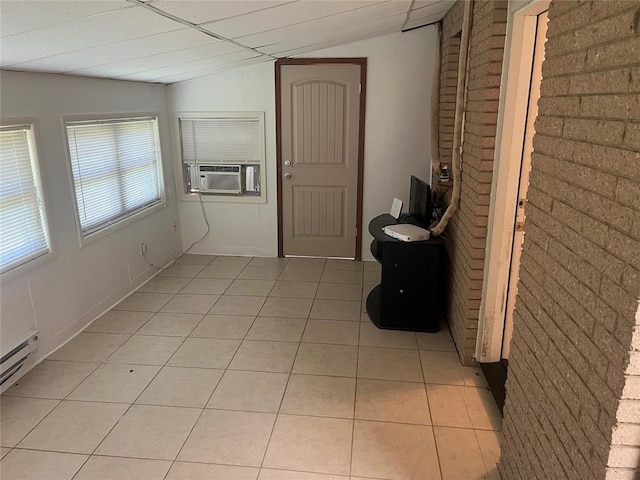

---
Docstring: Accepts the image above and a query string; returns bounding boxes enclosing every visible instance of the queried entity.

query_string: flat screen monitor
[409,175,432,227]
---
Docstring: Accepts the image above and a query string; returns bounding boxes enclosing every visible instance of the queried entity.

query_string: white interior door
[279,63,362,258]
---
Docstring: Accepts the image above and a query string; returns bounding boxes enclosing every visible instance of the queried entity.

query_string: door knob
[284,173,292,179]
[284,160,291,166]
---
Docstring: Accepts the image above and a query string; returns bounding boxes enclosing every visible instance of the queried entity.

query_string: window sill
[78,201,167,248]
[1,250,54,283]
[179,192,267,205]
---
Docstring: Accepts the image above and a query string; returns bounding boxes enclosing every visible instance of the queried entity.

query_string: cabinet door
[380,243,440,330]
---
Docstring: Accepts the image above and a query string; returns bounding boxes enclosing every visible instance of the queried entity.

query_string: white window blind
[0,125,50,273]
[66,117,163,237]
[180,116,263,164]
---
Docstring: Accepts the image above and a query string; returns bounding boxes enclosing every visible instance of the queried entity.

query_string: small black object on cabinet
[366,214,445,333]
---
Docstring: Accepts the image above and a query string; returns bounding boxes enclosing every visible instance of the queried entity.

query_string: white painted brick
[441,1,640,478]
[605,468,639,480]
[611,423,640,446]
[607,446,640,469]
[622,376,640,400]
[628,352,640,376]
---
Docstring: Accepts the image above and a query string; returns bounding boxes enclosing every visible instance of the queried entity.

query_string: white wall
[167,64,279,257]
[302,27,436,258]
[167,27,437,260]
[0,71,181,378]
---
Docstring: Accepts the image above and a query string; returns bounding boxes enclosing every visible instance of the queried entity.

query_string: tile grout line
[7,313,146,461]
[349,298,363,478]
[4,257,230,474]
[1,398,64,456]
[418,332,445,480]
[67,260,220,480]
[165,260,260,467]
[256,259,323,473]
[143,262,241,480]
[65,338,185,477]
[74,315,204,474]
[6,372,506,399]
[4,256,495,479]
[349,266,368,477]
[473,428,496,478]
[4,389,500,429]
[165,267,266,475]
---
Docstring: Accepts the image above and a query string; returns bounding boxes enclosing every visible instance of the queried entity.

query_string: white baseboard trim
[1,249,180,392]
[185,245,277,257]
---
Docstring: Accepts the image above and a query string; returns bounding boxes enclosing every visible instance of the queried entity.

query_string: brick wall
[438,0,508,364]
[499,1,640,479]
[608,311,640,479]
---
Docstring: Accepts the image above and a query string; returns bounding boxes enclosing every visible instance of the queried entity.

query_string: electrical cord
[142,190,211,270]
[183,189,211,254]
[142,254,175,271]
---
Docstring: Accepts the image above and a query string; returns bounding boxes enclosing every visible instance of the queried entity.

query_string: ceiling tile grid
[237,1,411,50]
[149,1,292,25]
[0,0,130,38]
[8,29,217,73]
[1,5,183,66]
[0,0,450,84]
[71,40,243,78]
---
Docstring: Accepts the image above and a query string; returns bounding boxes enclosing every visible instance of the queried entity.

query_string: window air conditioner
[198,164,242,194]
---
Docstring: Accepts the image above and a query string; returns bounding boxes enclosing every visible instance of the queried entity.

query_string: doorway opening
[477,1,550,411]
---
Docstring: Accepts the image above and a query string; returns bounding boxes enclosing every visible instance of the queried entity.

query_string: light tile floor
[1,255,503,480]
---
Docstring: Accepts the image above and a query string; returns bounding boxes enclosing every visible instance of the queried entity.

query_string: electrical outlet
[140,243,147,255]
[173,222,178,232]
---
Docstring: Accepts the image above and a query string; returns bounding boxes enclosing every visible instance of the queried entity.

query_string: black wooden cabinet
[366,214,445,333]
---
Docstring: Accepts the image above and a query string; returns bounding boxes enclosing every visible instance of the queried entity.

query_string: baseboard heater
[1,331,40,386]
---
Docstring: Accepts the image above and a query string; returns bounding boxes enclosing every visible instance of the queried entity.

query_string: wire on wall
[431,22,442,176]
[142,190,211,270]
[183,190,211,254]
[431,0,474,237]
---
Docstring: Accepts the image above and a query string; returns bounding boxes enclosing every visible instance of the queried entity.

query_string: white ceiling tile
[112,50,261,81]
[239,1,410,48]
[201,0,397,39]
[9,29,215,72]
[150,0,291,25]
[1,6,183,66]
[259,12,405,56]
[404,12,447,30]
[412,0,447,9]
[0,0,129,38]
[150,56,273,84]
[407,0,455,22]
[72,42,244,77]
[276,20,399,58]
[405,1,454,29]
[0,0,450,83]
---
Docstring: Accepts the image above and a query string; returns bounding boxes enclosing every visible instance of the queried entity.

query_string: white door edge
[476,0,550,364]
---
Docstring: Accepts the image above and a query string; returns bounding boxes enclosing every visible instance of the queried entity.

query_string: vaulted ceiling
[0,0,453,84]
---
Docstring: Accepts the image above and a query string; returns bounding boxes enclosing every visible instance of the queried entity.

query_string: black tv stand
[366,214,445,333]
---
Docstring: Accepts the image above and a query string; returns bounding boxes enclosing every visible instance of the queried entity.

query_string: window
[178,113,265,200]
[0,124,50,273]
[180,116,263,164]
[65,117,164,237]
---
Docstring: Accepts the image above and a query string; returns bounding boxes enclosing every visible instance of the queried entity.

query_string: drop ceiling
[0,0,454,84]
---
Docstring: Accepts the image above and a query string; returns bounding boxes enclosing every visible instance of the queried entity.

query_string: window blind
[0,125,50,272]
[66,117,163,236]
[180,116,263,164]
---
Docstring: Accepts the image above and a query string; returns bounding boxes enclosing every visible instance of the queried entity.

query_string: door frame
[476,0,550,363]
[275,57,367,259]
